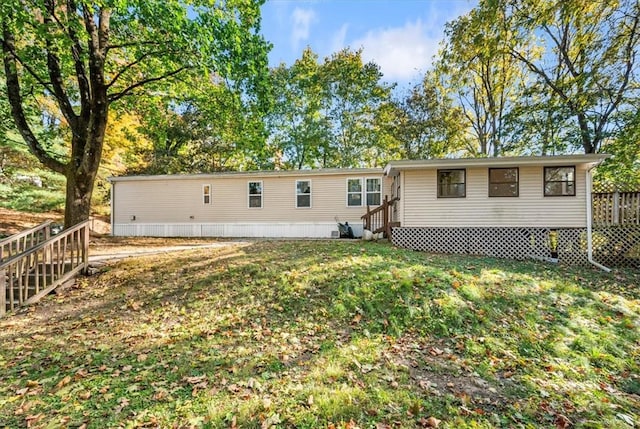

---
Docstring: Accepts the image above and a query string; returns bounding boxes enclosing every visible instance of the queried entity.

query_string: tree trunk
[64,168,95,228]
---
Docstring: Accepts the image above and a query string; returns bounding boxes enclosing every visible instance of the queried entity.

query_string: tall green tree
[384,72,466,160]
[1,0,269,226]
[266,47,392,169]
[500,0,640,154]
[267,48,330,169]
[321,48,393,167]
[439,3,524,157]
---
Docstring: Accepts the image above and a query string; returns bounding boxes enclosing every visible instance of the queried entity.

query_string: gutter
[585,163,611,272]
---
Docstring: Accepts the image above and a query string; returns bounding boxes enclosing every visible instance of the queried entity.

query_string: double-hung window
[347,177,382,207]
[296,180,311,208]
[489,168,519,197]
[347,178,363,206]
[437,169,466,198]
[544,166,575,196]
[203,184,211,205]
[366,178,381,205]
[248,181,263,208]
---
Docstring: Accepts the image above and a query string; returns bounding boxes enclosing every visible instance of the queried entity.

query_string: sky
[260,0,478,86]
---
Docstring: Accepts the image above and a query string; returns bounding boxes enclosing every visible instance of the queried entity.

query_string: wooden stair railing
[361,196,400,239]
[0,221,53,263]
[1,221,90,317]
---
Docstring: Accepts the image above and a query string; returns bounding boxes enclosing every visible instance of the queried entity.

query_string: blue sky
[260,0,477,85]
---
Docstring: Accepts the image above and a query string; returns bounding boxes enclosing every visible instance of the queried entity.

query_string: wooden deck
[1,221,89,317]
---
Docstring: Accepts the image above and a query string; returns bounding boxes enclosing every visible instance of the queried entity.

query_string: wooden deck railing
[361,196,400,239]
[0,221,53,263]
[1,221,89,317]
[593,191,640,225]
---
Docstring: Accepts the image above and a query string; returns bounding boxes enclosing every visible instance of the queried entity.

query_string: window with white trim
[347,178,363,206]
[296,180,311,208]
[248,181,263,208]
[366,178,381,205]
[203,184,211,205]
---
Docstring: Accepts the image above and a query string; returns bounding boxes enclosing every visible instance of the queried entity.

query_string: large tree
[267,48,330,169]
[266,47,392,169]
[384,72,466,160]
[499,0,640,154]
[439,2,525,157]
[1,0,269,227]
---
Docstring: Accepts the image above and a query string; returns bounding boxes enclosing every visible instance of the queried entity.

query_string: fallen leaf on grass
[554,414,571,429]
[25,413,44,428]
[419,416,441,427]
[429,347,444,356]
[16,387,29,396]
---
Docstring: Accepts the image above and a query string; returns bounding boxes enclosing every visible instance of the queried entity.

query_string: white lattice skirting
[392,227,640,268]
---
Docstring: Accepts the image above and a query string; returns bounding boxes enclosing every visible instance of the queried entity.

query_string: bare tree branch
[108,66,189,102]
[106,50,179,90]
[43,0,79,131]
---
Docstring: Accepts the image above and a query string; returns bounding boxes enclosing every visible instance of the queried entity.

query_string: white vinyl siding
[400,165,589,228]
[112,171,391,227]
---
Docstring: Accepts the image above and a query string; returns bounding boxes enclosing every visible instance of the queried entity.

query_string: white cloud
[331,23,349,53]
[351,20,440,82]
[290,7,316,49]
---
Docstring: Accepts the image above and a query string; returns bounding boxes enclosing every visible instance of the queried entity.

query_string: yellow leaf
[56,376,71,389]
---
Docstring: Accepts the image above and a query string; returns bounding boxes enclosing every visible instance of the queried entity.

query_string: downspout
[109,179,115,237]
[585,165,611,272]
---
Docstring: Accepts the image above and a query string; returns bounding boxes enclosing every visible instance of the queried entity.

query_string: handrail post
[1,268,6,317]
[83,222,90,273]
[365,205,371,231]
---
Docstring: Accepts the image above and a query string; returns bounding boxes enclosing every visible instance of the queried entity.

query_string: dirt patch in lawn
[0,208,110,237]
[0,207,63,236]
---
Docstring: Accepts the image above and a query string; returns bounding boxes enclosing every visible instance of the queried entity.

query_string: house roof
[108,167,384,182]
[383,154,609,176]
[109,154,609,183]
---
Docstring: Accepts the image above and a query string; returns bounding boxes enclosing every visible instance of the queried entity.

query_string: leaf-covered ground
[1,240,638,428]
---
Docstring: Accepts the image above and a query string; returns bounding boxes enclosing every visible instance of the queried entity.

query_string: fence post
[613,191,620,225]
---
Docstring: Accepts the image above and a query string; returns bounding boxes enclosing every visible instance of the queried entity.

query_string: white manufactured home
[109,154,611,265]
[385,154,609,264]
[109,168,390,238]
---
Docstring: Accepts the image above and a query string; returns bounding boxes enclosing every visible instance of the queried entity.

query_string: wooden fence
[592,191,640,225]
[1,221,90,317]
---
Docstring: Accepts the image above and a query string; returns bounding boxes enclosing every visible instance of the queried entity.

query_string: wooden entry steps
[361,196,400,239]
[1,221,90,317]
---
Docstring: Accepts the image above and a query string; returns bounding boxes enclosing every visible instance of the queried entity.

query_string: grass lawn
[0,240,638,428]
